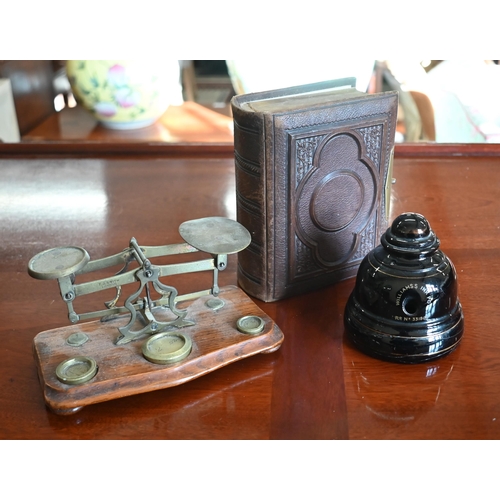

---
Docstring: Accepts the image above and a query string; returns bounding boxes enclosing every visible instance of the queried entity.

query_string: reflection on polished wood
[1,145,500,439]
[22,101,234,145]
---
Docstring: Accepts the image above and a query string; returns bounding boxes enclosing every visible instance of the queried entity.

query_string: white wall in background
[0,79,20,142]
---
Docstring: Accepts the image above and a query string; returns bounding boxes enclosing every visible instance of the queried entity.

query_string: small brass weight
[28,217,284,414]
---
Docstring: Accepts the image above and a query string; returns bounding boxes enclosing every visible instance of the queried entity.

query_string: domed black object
[344,213,464,363]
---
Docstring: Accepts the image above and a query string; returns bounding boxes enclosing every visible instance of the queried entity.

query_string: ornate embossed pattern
[295,239,317,274]
[293,124,384,278]
[296,135,325,188]
[356,124,382,167]
[295,135,325,275]
[352,218,376,260]
[352,124,383,261]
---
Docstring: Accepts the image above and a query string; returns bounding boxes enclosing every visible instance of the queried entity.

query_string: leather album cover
[231,78,398,302]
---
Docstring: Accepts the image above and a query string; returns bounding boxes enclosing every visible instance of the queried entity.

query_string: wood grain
[22,102,234,145]
[33,286,283,414]
[1,147,500,438]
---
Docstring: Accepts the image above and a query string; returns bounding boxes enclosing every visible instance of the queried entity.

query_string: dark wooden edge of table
[0,141,236,158]
[1,141,500,158]
[394,142,500,157]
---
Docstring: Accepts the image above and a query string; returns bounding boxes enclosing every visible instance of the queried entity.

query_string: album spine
[231,103,272,301]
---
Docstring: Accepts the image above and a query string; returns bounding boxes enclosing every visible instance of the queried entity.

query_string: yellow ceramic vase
[66,60,182,129]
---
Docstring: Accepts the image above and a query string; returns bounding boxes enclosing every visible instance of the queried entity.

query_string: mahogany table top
[22,101,234,145]
[1,145,500,439]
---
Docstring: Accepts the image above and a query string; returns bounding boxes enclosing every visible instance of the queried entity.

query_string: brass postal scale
[28,217,284,414]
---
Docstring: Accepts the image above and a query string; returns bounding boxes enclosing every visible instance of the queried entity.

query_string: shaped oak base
[33,285,284,414]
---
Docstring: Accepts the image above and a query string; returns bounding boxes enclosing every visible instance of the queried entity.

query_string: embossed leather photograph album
[231,77,398,302]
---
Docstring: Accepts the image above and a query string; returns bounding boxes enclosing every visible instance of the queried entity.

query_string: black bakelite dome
[344,213,464,363]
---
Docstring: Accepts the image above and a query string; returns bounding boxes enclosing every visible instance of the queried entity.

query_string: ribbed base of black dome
[344,294,464,363]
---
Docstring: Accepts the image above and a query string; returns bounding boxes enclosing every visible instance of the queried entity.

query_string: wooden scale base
[33,285,284,414]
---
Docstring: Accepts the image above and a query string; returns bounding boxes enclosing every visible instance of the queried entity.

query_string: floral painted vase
[66,60,183,129]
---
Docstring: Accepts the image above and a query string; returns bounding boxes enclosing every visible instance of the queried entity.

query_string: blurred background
[1,59,499,144]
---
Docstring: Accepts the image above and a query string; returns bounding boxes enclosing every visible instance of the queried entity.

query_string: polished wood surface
[22,101,234,145]
[1,146,500,439]
[34,286,283,414]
